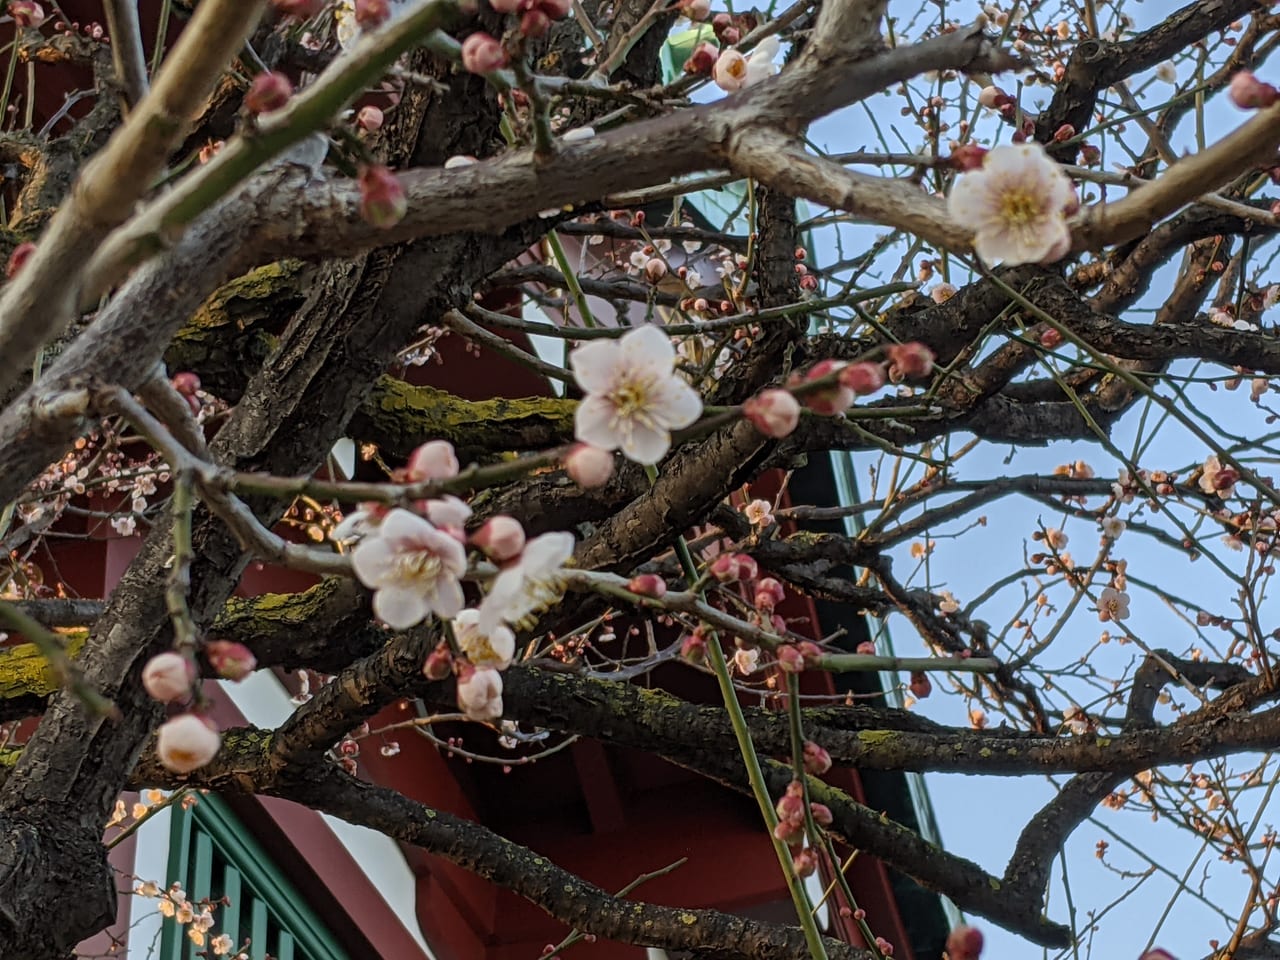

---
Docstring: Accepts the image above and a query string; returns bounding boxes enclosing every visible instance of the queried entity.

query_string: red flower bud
[803,740,832,775]
[245,71,293,115]
[171,371,201,397]
[809,802,833,827]
[683,41,720,75]
[908,671,932,699]
[423,642,454,680]
[627,573,668,598]
[886,341,935,379]
[1229,70,1280,109]
[461,32,508,73]
[801,360,854,415]
[838,361,886,395]
[204,641,257,681]
[792,848,818,877]
[948,143,988,172]
[945,925,984,960]
[358,164,407,228]
[776,644,805,672]
[681,631,707,663]
[743,389,801,438]
[754,577,785,611]
[709,552,758,583]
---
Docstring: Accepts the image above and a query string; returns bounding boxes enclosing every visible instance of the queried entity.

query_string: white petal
[621,421,671,464]
[653,379,702,430]
[575,395,622,451]
[570,339,622,394]
[523,531,575,569]
[946,172,997,224]
[373,586,431,630]
[379,507,438,546]
[351,536,397,588]
[619,324,677,371]
[424,495,472,530]
[425,576,465,619]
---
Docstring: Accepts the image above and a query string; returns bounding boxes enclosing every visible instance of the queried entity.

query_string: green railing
[159,794,350,960]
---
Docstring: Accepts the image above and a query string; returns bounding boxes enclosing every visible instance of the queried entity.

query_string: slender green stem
[165,471,199,654]
[547,229,597,328]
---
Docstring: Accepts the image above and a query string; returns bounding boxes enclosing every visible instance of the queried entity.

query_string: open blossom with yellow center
[452,608,515,669]
[947,143,1077,266]
[571,325,702,464]
[352,508,467,629]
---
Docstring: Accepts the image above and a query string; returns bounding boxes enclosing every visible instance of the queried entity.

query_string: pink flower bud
[205,641,257,681]
[792,848,818,878]
[809,802,833,827]
[681,631,707,663]
[627,573,667,598]
[798,641,823,666]
[947,143,988,171]
[566,444,615,487]
[683,41,719,76]
[8,2,44,27]
[643,257,668,282]
[461,32,508,73]
[801,359,854,415]
[743,389,800,438]
[456,663,504,720]
[776,644,805,672]
[886,341,935,379]
[1080,143,1101,166]
[273,0,325,16]
[142,652,194,703]
[357,105,384,131]
[754,577,785,611]
[406,440,459,481]
[156,713,221,773]
[171,371,201,396]
[1039,327,1063,348]
[358,164,407,228]
[709,552,758,583]
[775,786,806,824]
[977,85,1006,108]
[1214,467,1240,491]
[423,642,454,680]
[355,0,392,28]
[856,640,876,655]
[1052,123,1076,142]
[803,740,832,775]
[908,670,932,699]
[244,71,293,115]
[471,515,525,561]
[837,361,886,396]
[773,819,803,842]
[1229,70,1280,109]
[6,241,35,278]
[338,738,359,757]
[519,8,550,36]
[945,925,984,960]
[679,0,710,18]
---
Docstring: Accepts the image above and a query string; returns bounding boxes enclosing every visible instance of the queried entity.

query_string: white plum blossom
[947,143,1077,266]
[713,36,780,92]
[571,325,702,464]
[478,531,575,633]
[452,608,516,669]
[351,508,467,629]
[1097,586,1130,622]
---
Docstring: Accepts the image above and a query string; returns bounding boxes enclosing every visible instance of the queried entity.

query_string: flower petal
[621,421,671,464]
[575,395,621,451]
[351,536,397,588]
[653,379,702,430]
[425,576,465,619]
[619,324,677,371]
[373,586,431,630]
[570,339,622,394]
[379,507,438,546]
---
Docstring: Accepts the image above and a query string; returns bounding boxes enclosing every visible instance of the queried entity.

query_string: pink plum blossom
[570,325,702,465]
[352,508,467,628]
[947,143,1077,266]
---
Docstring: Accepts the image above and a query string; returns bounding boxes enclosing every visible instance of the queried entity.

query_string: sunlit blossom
[351,508,467,628]
[571,325,702,464]
[947,143,1077,265]
[478,531,575,633]
[1096,586,1130,622]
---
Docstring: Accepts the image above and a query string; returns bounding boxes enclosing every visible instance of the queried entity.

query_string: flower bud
[803,740,832,775]
[837,361,886,396]
[809,802,833,827]
[775,786,805,824]
[338,738,360,757]
[566,444,614,487]
[643,257,668,283]
[627,573,667,598]
[358,164,407,228]
[1052,123,1076,142]
[977,85,1006,108]
[754,577,785,611]
[947,143,988,171]
[205,641,257,681]
[743,389,800,438]
[908,671,932,699]
[471,516,525,561]
[171,371,201,396]
[709,552,758,583]
[157,713,221,773]
[519,8,550,36]
[406,440,459,481]
[461,32,508,73]
[8,2,45,27]
[355,0,392,28]
[683,41,719,76]
[245,71,293,115]
[681,631,707,663]
[801,359,854,415]
[679,0,710,19]
[142,652,194,703]
[357,105,384,131]
[886,341,935,379]
[1229,70,1280,109]
[1079,143,1101,166]
[6,241,35,278]
[945,925,984,960]
[423,642,454,680]
[776,644,805,672]
[456,663,504,720]
[798,641,823,666]
[792,848,818,878]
